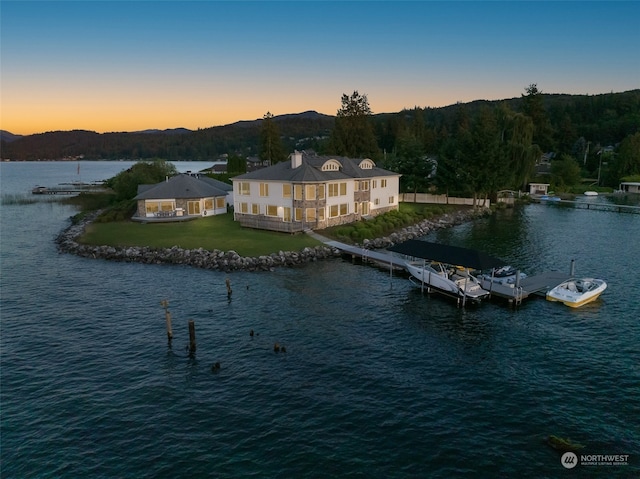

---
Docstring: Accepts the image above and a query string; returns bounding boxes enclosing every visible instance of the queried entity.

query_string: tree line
[3,87,639,196]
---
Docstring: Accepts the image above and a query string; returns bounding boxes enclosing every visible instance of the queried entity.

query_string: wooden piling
[160,300,173,343]
[188,320,196,355]
[225,278,232,298]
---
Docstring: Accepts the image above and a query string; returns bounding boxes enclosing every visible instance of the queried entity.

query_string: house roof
[388,240,505,270]
[232,151,400,183]
[134,173,229,200]
[198,175,233,192]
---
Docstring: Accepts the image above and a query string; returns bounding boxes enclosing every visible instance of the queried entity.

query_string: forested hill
[2,90,639,161]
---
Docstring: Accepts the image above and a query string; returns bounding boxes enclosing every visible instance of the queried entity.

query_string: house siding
[232,153,401,232]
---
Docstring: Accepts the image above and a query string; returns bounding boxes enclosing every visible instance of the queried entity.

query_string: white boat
[405,261,490,301]
[388,240,503,304]
[546,278,607,308]
[479,265,527,288]
[584,191,598,196]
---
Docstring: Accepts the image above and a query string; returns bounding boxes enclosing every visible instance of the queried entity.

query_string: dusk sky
[2,1,639,135]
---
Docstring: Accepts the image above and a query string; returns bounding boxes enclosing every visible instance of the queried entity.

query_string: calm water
[1,162,639,478]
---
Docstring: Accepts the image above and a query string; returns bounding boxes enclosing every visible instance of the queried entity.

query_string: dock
[539,198,640,214]
[307,230,573,307]
[481,271,572,306]
[32,184,107,195]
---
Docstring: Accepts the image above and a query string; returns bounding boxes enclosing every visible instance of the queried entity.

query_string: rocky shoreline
[55,207,492,272]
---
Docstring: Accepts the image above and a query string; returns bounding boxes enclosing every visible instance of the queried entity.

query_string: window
[306,208,316,222]
[294,185,303,200]
[381,179,387,188]
[321,159,341,171]
[318,208,325,221]
[329,205,339,218]
[374,198,380,205]
[266,205,278,216]
[372,180,377,189]
[187,201,201,215]
[204,198,213,209]
[328,183,338,197]
[361,181,369,191]
[294,208,303,221]
[251,203,259,214]
[283,207,291,222]
[318,185,325,199]
[361,202,369,215]
[216,197,225,208]
[240,202,248,213]
[389,196,394,204]
[259,183,269,197]
[339,203,348,215]
[339,182,347,196]
[283,184,292,198]
[305,185,316,200]
[145,203,159,214]
[354,181,359,192]
[239,182,250,195]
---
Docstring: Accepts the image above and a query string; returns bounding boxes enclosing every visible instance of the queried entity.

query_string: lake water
[1,161,639,477]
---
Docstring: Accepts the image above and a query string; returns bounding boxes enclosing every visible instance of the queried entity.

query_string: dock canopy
[387,240,506,270]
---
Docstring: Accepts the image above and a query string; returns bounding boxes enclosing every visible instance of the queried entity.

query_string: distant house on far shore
[132,173,231,220]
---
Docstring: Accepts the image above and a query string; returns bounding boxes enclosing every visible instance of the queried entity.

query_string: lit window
[295,208,303,221]
[283,184,292,198]
[251,203,259,214]
[328,184,338,197]
[329,205,339,217]
[260,183,269,197]
[305,185,316,200]
[294,185,303,200]
[240,202,248,213]
[216,197,225,208]
[306,208,316,222]
[239,182,250,195]
[339,182,347,196]
[266,205,278,216]
[339,203,348,215]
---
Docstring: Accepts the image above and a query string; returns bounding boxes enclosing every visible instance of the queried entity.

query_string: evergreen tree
[521,84,554,152]
[259,112,286,165]
[329,91,380,159]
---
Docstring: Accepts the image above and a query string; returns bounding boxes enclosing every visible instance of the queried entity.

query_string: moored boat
[388,240,504,304]
[479,265,527,288]
[546,277,607,308]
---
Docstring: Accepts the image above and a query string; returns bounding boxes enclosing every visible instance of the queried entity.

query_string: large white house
[231,151,401,232]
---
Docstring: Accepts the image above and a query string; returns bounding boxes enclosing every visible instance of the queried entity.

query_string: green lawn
[80,213,322,256]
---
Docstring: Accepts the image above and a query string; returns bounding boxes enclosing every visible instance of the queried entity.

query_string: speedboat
[583,191,598,196]
[479,265,527,288]
[405,260,490,301]
[546,278,607,308]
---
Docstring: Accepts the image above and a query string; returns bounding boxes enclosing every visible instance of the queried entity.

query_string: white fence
[399,193,491,208]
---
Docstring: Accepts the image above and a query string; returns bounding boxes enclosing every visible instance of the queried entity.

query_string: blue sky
[2,1,639,135]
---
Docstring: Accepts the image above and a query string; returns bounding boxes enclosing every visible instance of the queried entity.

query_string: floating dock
[308,231,574,307]
[481,271,572,306]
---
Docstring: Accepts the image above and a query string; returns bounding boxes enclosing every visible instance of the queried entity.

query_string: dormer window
[321,159,342,171]
[358,159,375,169]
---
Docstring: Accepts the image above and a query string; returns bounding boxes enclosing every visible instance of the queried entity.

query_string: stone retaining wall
[55,207,492,272]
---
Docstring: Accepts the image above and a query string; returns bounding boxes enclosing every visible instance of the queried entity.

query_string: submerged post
[226,278,232,299]
[161,299,173,344]
[188,320,196,356]
[570,259,576,277]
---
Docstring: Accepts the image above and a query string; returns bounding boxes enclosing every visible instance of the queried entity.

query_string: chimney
[291,150,302,169]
